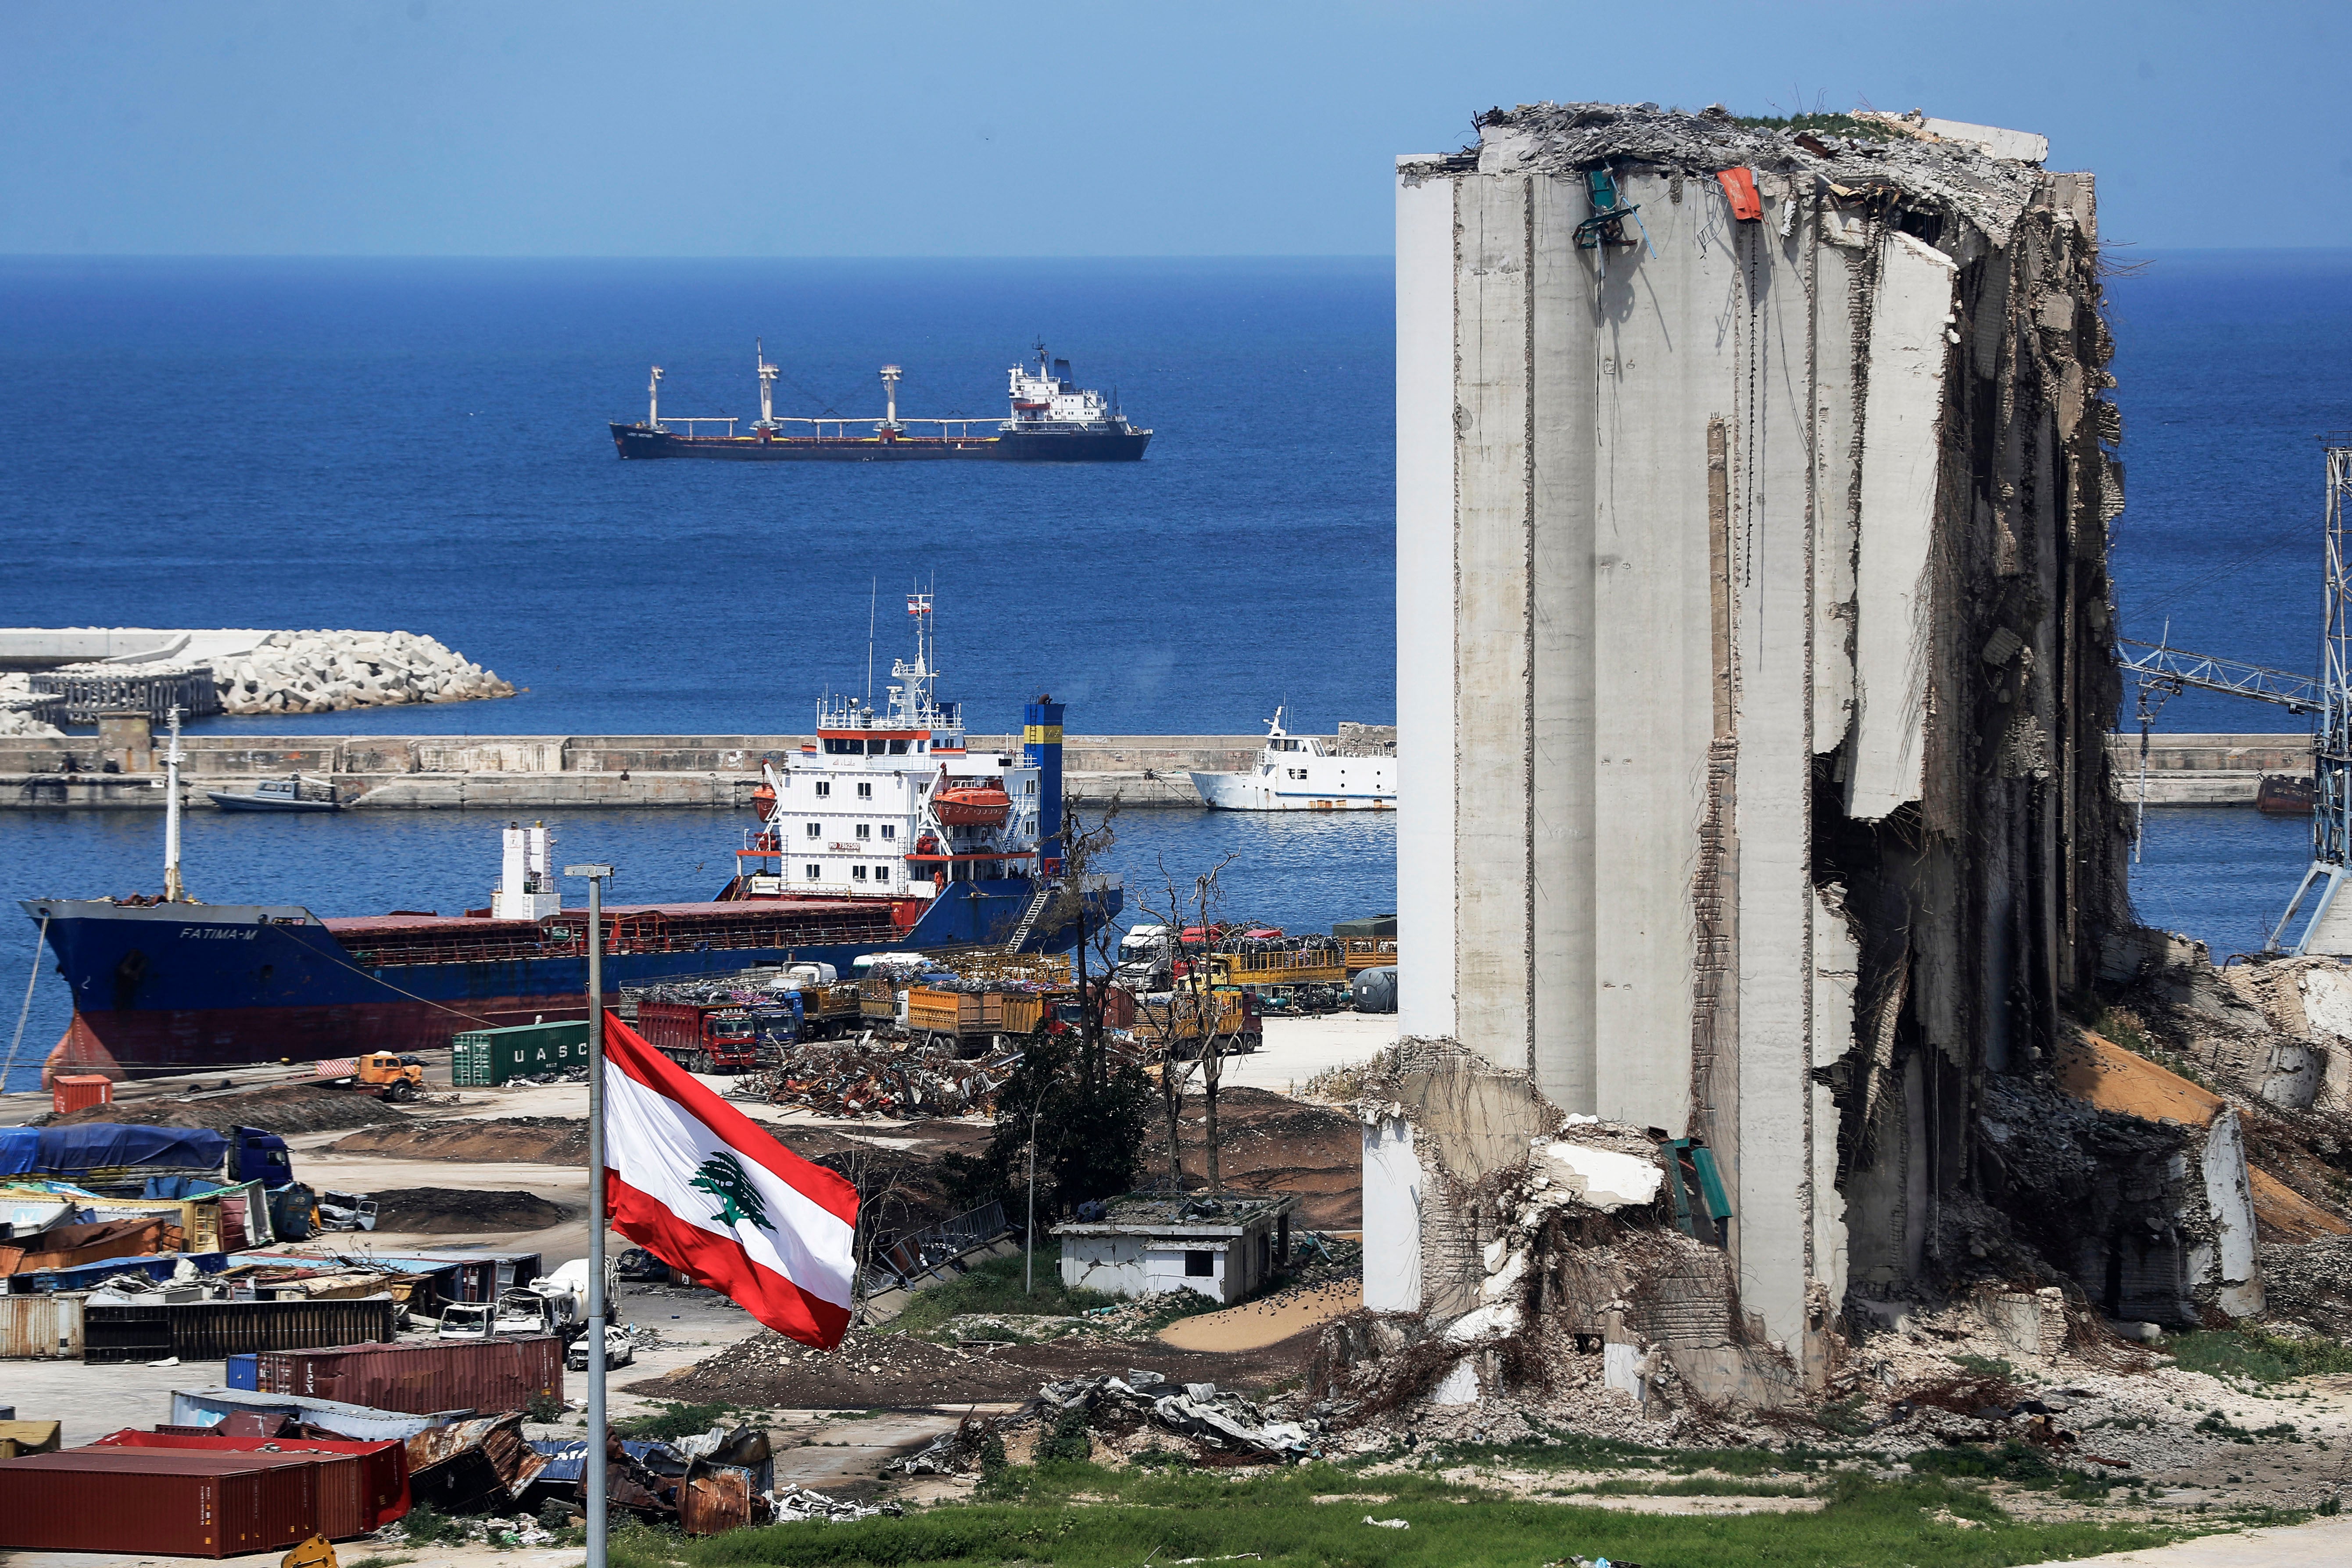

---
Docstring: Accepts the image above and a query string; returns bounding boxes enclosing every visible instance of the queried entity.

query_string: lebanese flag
[600,1012,859,1349]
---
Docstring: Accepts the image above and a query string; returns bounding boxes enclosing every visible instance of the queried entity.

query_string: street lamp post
[565,863,614,1566]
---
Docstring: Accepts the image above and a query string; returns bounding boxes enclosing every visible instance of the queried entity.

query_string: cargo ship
[609,343,1150,462]
[21,599,1118,1081]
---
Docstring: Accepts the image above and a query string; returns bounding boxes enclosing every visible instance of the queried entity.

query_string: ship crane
[2117,441,2352,956]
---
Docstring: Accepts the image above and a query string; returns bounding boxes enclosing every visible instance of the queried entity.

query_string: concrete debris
[1039,1370,1321,1460]
[773,1483,902,1522]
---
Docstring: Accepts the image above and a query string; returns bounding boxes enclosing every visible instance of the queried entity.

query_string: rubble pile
[728,1038,1020,1118]
[1038,1371,1322,1461]
[0,672,64,737]
[210,629,514,714]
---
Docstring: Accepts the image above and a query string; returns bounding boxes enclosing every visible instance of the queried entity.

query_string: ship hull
[610,424,1149,462]
[25,877,1117,1080]
[1188,771,1396,811]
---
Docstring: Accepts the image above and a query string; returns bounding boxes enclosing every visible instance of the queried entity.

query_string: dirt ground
[1157,1278,1362,1352]
[630,1319,1323,1408]
[369,1185,570,1232]
[43,1080,412,1135]
[329,1113,588,1162]
[1143,1085,1362,1228]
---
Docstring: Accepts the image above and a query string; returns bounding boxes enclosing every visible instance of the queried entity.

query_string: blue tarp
[0,1127,38,1175]
[36,1124,226,1174]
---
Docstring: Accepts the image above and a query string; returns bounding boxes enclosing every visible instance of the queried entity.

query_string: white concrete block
[1361,1116,1423,1314]
[1917,117,2048,165]
[1396,170,1458,1042]
[1846,232,1958,821]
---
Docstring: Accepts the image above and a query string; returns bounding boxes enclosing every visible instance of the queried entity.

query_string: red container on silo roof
[0,1448,319,1557]
[93,1428,410,1534]
[255,1334,563,1415]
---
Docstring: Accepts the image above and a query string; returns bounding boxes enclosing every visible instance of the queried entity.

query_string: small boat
[2258,773,2317,815]
[1189,709,1397,811]
[207,775,340,813]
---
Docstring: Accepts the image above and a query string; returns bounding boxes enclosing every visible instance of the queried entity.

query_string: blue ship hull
[21,875,1117,1080]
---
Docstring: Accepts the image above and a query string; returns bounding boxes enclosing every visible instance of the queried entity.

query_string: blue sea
[5,251,2351,1088]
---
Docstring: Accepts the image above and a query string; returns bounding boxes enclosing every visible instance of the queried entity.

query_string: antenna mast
[161,705,187,902]
[2270,441,2352,954]
[865,579,877,710]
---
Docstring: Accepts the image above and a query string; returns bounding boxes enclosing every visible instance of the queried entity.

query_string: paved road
[2019,1516,2352,1566]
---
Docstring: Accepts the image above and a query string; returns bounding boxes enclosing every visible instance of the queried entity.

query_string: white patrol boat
[1188,709,1397,812]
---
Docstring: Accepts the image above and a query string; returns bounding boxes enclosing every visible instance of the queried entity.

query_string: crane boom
[2115,639,2319,714]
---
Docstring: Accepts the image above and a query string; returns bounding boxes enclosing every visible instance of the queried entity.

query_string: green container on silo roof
[451,1019,591,1085]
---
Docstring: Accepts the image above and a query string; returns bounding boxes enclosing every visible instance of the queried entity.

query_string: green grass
[619,1400,740,1440]
[1585,1475,1811,1498]
[604,1460,2194,1568]
[2170,1328,2352,1384]
[885,1244,1118,1339]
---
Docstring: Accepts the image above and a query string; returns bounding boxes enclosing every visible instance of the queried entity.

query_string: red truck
[636,1001,763,1074]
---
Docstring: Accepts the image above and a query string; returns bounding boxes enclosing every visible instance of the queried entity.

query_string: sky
[1,1,2345,256]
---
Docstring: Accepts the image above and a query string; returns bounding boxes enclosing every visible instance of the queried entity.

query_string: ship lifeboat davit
[933,784,1012,827]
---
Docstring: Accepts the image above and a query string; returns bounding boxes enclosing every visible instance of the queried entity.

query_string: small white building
[1053,1193,1299,1306]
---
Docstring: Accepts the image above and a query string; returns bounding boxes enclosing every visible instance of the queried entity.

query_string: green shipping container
[451,1020,591,1086]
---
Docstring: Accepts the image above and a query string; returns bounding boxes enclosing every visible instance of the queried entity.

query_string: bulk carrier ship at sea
[609,343,1151,462]
[20,600,1120,1081]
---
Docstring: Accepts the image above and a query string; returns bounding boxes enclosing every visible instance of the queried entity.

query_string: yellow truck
[1210,946,1348,988]
[1129,984,1261,1058]
[905,988,1061,1047]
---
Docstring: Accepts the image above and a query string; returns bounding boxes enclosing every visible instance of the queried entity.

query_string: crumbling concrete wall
[1393,102,2130,1381]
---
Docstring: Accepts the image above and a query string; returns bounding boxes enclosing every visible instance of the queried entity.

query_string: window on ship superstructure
[852,866,868,881]
[888,740,909,755]
[857,781,873,799]
[805,864,821,880]
[881,823,896,840]
[815,781,831,798]
[805,822,820,838]
[874,864,892,881]
[856,823,871,841]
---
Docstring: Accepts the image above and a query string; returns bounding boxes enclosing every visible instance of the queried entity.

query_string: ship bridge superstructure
[1003,344,1128,433]
[742,595,1046,900]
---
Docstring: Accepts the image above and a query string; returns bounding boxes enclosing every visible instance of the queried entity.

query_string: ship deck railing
[338,914,901,968]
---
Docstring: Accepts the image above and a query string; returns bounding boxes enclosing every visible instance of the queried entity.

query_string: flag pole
[567,862,614,1567]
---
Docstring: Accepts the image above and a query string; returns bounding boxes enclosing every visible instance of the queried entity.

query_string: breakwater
[0,727,1399,810]
[0,727,2299,810]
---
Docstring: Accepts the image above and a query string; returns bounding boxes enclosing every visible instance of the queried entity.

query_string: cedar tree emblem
[688,1150,773,1233]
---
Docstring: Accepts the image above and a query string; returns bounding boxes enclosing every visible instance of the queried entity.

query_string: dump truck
[1129,984,1260,1058]
[637,1000,759,1074]
[904,987,1056,1050]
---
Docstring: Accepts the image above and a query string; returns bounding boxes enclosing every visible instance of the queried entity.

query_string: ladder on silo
[1002,883,1055,953]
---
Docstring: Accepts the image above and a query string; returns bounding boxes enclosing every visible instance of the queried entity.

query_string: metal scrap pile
[1038,1370,1322,1461]
[726,1038,1022,1118]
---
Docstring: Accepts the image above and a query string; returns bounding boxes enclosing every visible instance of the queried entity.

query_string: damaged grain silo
[1387,103,2134,1391]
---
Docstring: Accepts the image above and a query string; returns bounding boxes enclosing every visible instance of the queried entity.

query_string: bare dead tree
[1143,852,1239,1195]
[1044,799,1122,1089]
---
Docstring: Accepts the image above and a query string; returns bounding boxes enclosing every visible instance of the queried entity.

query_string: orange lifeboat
[751,782,776,817]
[933,783,1011,827]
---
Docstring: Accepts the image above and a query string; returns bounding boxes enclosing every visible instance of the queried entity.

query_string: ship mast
[879,364,902,433]
[161,704,187,902]
[647,366,663,431]
[756,340,779,430]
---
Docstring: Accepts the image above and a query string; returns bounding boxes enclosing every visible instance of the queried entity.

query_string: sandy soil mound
[370,1187,569,1234]
[1142,1087,1362,1228]
[46,1082,412,1136]
[1157,1280,1362,1353]
[328,1116,587,1163]
[632,1322,1319,1409]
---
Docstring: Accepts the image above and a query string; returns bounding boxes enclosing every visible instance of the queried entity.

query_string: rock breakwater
[212,629,516,714]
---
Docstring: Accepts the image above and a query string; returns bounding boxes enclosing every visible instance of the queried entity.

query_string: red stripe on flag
[607,1170,853,1349]
[601,1012,857,1226]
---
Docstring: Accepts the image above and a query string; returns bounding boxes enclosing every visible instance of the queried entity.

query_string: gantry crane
[2117,443,2352,956]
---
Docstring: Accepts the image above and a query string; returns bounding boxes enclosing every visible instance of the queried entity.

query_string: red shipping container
[0,1449,318,1558]
[256,1335,563,1416]
[50,1073,111,1115]
[93,1428,410,1534]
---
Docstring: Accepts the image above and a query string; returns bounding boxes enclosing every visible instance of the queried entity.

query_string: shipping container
[50,1073,111,1115]
[451,1019,591,1086]
[256,1334,562,1415]
[0,1448,319,1558]
[95,1429,409,1535]
[83,1297,398,1363]
[0,1294,84,1358]
[227,1350,260,1388]
[170,1387,468,1441]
